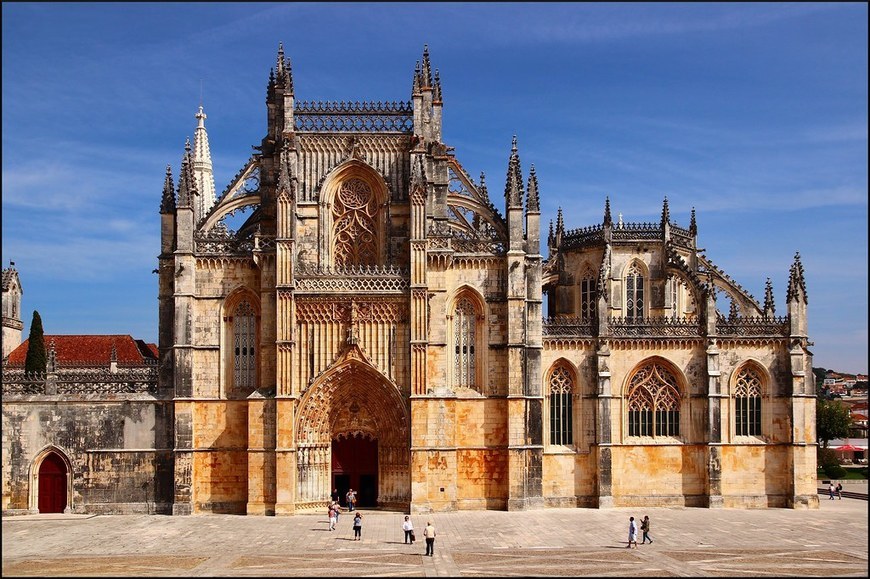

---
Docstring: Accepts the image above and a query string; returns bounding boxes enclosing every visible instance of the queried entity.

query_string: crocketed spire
[410,155,426,193]
[176,138,198,208]
[160,164,175,214]
[603,197,612,227]
[433,69,442,102]
[504,135,524,208]
[689,207,697,236]
[478,171,489,203]
[421,44,433,89]
[661,196,670,226]
[274,42,293,93]
[763,278,776,316]
[526,164,539,213]
[556,206,564,237]
[412,60,422,95]
[192,106,216,221]
[277,141,293,196]
[547,220,554,248]
[787,251,808,304]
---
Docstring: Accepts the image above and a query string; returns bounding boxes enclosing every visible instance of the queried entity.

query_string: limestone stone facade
[1,45,817,515]
[2,263,24,360]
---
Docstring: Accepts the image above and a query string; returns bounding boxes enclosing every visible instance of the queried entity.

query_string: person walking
[829,482,835,500]
[423,521,436,556]
[346,488,356,511]
[327,502,337,531]
[640,515,653,544]
[332,501,343,526]
[402,515,415,544]
[627,516,638,548]
[352,512,363,540]
[836,482,843,499]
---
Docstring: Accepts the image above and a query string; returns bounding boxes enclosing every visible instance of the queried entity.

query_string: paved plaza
[3,489,867,577]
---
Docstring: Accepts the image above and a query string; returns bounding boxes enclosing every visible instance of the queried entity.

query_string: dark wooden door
[332,434,378,507]
[38,453,67,513]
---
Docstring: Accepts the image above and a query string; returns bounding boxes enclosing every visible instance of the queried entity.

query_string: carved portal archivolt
[294,343,410,510]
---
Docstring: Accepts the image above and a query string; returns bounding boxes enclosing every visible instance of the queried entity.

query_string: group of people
[325,499,437,554]
[627,515,652,548]
[828,482,843,500]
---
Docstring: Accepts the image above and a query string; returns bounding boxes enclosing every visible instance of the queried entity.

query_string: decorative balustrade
[1,369,45,394]
[609,316,700,337]
[195,227,255,255]
[2,366,158,395]
[562,225,605,249]
[542,317,594,337]
[294,100,414,133]
[612,222,662,241]
[295,264,409,293]
[670,224,693,248]
[717,316,790,337]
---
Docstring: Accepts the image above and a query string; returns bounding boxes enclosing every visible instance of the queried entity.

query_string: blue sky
[2,2,867,374]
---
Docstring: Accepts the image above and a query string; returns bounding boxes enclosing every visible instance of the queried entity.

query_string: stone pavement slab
[3,495,867,577]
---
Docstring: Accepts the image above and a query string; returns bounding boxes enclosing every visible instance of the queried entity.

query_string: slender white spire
[192,105,216,222]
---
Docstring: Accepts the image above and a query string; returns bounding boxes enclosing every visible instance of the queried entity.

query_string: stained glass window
[627,362,680,437]
[233,300,256,390]
[453,297,476,389]
[734,366,762,436]
[549,366,574,445]
[333,178,378,267]
[626,263,644,320]
[580,270,596,321]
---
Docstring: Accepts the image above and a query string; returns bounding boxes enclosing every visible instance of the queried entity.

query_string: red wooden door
[332,434,378,507]
[38,453,67,513]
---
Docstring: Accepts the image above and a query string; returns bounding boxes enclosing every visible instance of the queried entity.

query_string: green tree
[812,367,827,395]
[23,310,47,375]
[816,399,852,448]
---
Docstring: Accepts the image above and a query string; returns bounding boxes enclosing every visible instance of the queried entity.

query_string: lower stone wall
[1,395,172,514]
[611,445,707,507]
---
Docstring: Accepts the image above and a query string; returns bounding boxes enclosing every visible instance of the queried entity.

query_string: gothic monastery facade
[2,45,817,515]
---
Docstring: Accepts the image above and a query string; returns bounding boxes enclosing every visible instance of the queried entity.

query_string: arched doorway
[295,344,410,510]
[332,433,378,507]
[38,453,67,513]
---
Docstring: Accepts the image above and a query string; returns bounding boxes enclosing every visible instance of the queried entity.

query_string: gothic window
[233,299,256,390]
[453,297,477,390]
[627,361,680,437]
[548,366,574,446]
[734,365,763,436]
[333,178,379,267]
[626,262,645,320]
[580,270,596,321]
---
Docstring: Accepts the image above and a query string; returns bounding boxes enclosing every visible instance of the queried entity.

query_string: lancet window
[734,365,763,436]
[626,262,645,320]
[548,365,574,446]
[580,269,596,321]
[332,178,379,267]
[453,297,477,390]
[627,361,680,437]
[233,300,257,390]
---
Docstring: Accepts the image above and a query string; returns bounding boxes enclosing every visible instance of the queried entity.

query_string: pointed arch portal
[295,345,409,510]
[37,452,69,513]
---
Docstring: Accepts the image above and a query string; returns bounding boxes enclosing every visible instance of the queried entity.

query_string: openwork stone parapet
[543,316,594,337]
[294,100,413,133]
[609,316,700,337]
[295,264,409,294]
[2,367,158,395]
[612,222,662,241]
[716,316,790,337]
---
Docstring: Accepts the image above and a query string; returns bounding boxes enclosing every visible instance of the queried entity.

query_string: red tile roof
[5,335,158,367]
